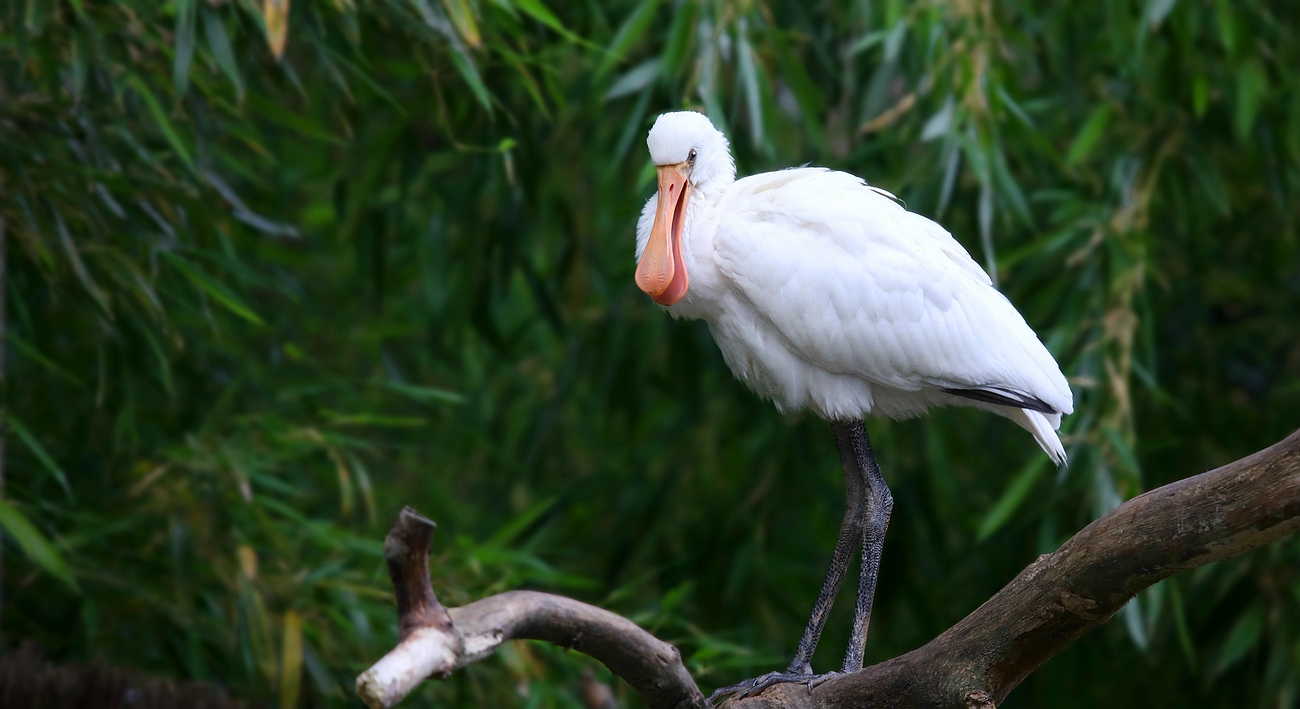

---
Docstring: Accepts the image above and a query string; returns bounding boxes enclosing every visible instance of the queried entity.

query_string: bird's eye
[688,149,697,165]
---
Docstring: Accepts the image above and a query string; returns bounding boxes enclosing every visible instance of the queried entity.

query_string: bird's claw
[806,670,841,690]
[707,670,840,704]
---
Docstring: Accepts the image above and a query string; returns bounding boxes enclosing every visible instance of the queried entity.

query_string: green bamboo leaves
[1234,60,1267,141]
[203,9,245,100]
[5,413,72,499]
[596,0,658,79]
[0,499,77,590]
[976,457,1048,542]
[173,0,197,95]
[4,1,1299,707]
[1066,105,1111,167]
[126,75,196,174]
[161,252,266,327]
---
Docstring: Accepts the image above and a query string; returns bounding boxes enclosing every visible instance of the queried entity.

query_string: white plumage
[634,111,1072,464]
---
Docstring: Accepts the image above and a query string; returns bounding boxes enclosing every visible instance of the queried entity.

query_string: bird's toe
[708,670,835,704]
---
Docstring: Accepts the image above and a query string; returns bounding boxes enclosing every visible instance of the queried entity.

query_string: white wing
[714,168,1073,416]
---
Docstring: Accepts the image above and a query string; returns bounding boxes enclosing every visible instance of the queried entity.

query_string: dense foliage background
[2,0,1298,706]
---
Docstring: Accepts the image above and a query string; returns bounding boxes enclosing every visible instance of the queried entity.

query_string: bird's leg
[707,423,867,704]
[785,436,866,675]
[837,419,892,673]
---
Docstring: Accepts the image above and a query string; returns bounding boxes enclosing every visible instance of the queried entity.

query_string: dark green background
[2,0,1298,706]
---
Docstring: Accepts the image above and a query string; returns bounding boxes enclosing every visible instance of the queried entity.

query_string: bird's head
[635,111,735,306]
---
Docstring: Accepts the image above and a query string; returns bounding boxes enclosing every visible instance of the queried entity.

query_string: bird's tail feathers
[1009,408,1067,466]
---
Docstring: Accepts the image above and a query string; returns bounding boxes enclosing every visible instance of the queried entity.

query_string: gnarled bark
[358,430,1300,709]
[355,508,707,709]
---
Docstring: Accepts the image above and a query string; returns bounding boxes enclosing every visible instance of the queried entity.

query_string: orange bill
[635,164,692,305]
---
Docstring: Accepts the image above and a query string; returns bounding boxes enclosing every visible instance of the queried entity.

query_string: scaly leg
[836,420,892,673]
[708,420,876,703]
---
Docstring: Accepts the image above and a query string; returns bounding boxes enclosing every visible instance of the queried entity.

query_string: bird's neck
[692,177,733,205]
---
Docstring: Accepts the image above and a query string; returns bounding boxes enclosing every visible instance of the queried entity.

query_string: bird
[633,111,1073,701]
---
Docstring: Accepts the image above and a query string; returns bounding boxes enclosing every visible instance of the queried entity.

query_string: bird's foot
[707,670,842,704]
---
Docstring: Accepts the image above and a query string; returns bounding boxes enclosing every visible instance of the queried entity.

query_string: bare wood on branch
[357,430,1300,709]
[355,507,707,709]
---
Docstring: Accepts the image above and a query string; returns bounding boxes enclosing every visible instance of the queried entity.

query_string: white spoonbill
[633,111,1072,700]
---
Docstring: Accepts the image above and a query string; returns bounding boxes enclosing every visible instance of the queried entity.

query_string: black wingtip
[942,387,1057,414]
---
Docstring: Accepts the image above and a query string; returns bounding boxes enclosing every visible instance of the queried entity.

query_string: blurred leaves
[0,500,77,591]
[262,0,292,61]
[1066,105,1111,167]
[5,414,72,499]
[1210,602,1264,678]
[280,611,304,709]
[2,0,1298,708]
[976,457,1047,542]
[160,251,266,327]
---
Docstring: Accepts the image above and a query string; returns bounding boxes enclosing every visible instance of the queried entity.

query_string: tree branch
[355,507,708,709]
[728,428,1300,708]
[357,430,1300,709]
